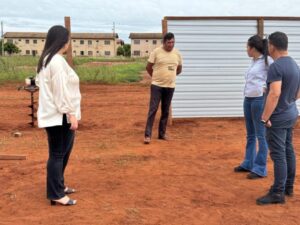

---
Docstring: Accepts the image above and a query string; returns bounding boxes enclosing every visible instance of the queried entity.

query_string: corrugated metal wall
[166,18,300,118]
[264,20,300,112]
[168,19,257,118]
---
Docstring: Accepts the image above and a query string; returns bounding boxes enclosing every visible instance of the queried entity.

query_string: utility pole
[1,21,4,56]
[113,22,115,56]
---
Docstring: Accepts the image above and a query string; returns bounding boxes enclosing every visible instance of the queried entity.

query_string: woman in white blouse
[36,25,81,206]
[234,35,272,179]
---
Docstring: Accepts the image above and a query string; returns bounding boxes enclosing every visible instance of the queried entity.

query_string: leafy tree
[4,42,21,55]
[0,40,3,56]
[123,44,131,57]
[117,46,124,56]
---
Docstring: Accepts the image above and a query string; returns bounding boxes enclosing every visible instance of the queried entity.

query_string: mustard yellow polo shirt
[148,46,182,88]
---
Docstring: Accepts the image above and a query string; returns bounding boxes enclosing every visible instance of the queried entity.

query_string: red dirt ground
[1,81,300,225]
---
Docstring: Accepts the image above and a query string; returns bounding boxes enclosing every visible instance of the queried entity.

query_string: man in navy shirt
[257,31,300,205]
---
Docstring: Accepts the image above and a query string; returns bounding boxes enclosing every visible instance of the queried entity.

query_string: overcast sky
[1,0,299,43]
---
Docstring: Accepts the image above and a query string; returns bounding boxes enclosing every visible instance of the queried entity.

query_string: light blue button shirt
[244,56,273,97]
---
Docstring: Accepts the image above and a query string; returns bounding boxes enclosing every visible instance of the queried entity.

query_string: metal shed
[162,17,300,118]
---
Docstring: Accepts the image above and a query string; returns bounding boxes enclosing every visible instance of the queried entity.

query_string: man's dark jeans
[266,121,297,194]
[145,84,174,138]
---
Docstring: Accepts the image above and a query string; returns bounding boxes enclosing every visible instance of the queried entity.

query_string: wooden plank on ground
[0,155,26,160]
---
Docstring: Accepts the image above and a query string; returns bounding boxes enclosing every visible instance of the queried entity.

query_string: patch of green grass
[76,62,146,83]
[0,56,147,84]
[0,56,38,66]
[0,57,36,83]
[73,56,147,65]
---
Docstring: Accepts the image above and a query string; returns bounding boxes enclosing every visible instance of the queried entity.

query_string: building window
[73,40,76,42]
[18,39,22,42]
[88,51,93,56]
[134,40,140,45]
[104,51,110,56]
[104,40,110,45]
[96,40,99,43]
[96,51,99,53]
[33,40,37,44]
[146,51,148,53]
[32,50,37,56]
[7,39,13,43]
[26,50,30,55]
[153,40,157,44]
[42,39,45,42]
[80,40,84,45]
[80,51,84,56]
[146,40,148,42]
[88,40,92,45]
[26,40,29,44]
[133,51,140,56]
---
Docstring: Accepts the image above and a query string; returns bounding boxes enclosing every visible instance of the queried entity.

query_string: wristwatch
[261,119,269,125]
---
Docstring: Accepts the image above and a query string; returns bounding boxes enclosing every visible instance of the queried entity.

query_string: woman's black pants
[45,115,75,200]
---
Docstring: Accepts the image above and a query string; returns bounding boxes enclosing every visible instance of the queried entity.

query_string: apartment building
[3,32,122,57]
[129,33,162,57]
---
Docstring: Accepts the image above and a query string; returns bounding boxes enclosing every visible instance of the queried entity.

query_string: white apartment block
[3,32,122,57]
[129,33,162,57]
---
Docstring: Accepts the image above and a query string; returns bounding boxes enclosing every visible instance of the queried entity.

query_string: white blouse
[36,54,81,128]
[244,56,273,97]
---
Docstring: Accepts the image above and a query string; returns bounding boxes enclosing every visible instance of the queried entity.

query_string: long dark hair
[248,35,269,66]
[37,25,70,73]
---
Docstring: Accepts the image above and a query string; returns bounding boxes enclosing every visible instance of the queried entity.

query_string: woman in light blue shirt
[234,35,273,179]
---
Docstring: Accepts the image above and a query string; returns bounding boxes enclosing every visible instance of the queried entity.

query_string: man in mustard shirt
[144,32,182,144]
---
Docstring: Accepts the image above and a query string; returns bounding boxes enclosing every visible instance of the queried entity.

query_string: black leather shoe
[256,192,285,205]
[285,187,294,197]
[247,172,263,179]
[234,166,249,173]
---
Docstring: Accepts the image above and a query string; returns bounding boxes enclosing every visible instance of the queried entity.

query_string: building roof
[4,32,118,39]
[129,33,162,39]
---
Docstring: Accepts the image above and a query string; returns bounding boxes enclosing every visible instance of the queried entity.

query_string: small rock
[12,132,22,137]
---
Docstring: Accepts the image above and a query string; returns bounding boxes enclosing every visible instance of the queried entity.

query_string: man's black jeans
[45,114,75,200]
[145,84,174,138]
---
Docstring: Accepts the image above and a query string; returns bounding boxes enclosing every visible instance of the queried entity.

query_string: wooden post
[257,18,264,38]
[64,16,74,68]
[162,18,168,35]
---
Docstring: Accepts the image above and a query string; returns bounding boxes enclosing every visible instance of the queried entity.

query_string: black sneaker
[285,187,294,197]
[247,172,263,179]
[256,192,285,205]
[234,166,249,173]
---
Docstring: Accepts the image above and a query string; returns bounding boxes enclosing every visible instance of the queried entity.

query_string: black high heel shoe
[50,198,77,206]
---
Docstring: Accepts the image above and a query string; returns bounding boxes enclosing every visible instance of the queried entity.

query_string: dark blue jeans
[240,96,268,176]
[145,84,175,138]
[267,122,297,193]
[45,115,75,200]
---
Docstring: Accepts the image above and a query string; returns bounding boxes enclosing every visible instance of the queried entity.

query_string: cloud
[1,0,300,42]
